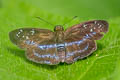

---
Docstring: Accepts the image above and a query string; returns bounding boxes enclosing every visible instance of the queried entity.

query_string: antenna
[63,16,78,26]
[36,17,54,26]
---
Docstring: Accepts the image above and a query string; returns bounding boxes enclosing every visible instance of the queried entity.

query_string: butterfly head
[54,25,64,31]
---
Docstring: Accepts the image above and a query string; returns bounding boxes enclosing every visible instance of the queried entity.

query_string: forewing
[65,37,96,63]
[65,20,109,40]
[9,28,60,65]
[9,28,54,49]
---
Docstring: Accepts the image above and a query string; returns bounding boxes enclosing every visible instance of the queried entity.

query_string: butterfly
[9,20,109,65]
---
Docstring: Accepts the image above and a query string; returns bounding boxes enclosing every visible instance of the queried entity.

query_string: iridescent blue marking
[66,44,89,58]
[33,50,59,60]
[84,34,90,39]
[44,61,51,64]
[89,32,97,37]
[73,56,80,61]
[65,40,83,46]
[65,32,92,47]
[25,40,36,45]
[92,32,96,35]
[38,44,57,50]
[84,32,97,39]
[39,61,51,64]
[57,43,64,47]
[57,43,65,51]
[38,45,47,49]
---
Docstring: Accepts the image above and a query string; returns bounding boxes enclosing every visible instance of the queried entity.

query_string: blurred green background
[25,0,120,19]
[0,0,120,80]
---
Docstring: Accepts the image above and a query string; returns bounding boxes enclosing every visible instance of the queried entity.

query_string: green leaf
[0,0,120,80]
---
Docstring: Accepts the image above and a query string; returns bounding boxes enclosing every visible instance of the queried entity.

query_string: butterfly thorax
[54,25,66,62]
[54,25,65,43]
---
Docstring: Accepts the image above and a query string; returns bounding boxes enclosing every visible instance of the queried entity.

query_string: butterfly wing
[9,28,54,49]
[9,28,60,65]
[64,38,96,63]
[64,20,109,63]
[65,20,109,40]
[26,40,60,65]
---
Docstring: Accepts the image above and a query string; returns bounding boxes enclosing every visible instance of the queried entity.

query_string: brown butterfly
[9,20,109,65]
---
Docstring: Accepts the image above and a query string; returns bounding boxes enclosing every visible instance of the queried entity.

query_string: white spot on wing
[97,23,100,26]
[26,36,29,39]
[30,30,35,35]
[98,25,102,28]
[16,34,19,37]
[17,32,21,34]
[17,30,23,37]
[90,29,93,32]
[94,21,97,24]
[20,29,23,32]
[83,24,87,29]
